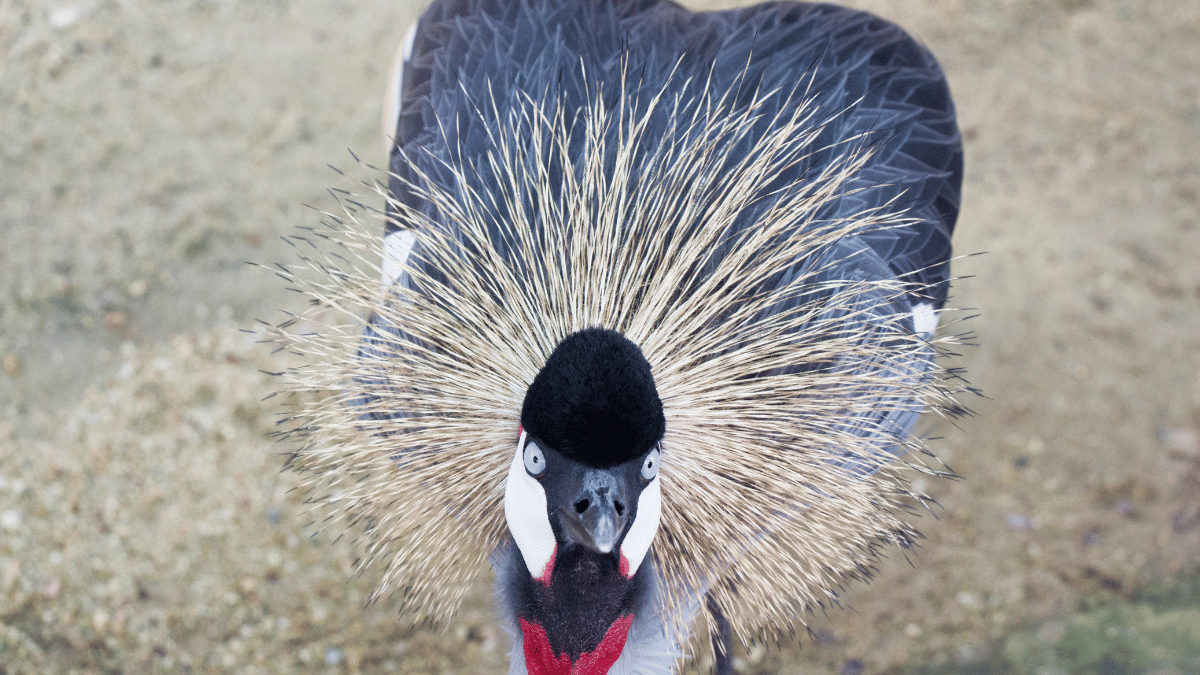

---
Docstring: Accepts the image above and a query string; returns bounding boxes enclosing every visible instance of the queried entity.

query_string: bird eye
[640,447,660,482]
[523,442,546,476]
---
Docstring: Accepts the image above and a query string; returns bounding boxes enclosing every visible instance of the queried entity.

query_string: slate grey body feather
[386,0,961,306]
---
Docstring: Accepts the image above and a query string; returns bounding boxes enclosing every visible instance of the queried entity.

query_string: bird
[273,0,965,674]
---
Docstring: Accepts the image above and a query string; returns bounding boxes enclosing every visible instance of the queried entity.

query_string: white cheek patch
[912,302,938,335]
[619,476,661,578]
[381,229,416,285]
[504,431,557,581]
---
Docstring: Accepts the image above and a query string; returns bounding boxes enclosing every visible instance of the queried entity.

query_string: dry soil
[2,0,1199,673]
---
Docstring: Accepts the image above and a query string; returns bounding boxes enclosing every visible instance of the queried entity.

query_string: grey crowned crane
[276,0,965,673]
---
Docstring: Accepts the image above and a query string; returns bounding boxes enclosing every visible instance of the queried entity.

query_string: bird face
[503,428,662,675]
[504,428,662,583]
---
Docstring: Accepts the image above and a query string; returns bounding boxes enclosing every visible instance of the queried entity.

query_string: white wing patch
[912,302,938,335]
[504,431,557,580]
[381,229,416,285]
[620,476,661,578]
[382,22,419,157]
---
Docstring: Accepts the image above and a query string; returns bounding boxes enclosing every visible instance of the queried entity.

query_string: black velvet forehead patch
[521,328,665,469]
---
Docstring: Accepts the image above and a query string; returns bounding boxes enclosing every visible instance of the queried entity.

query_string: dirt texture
[2,0,1199,673]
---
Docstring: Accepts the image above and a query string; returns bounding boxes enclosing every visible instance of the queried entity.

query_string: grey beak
[558,469,628,554]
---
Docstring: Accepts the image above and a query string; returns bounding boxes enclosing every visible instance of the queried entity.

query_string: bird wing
[386,0,962,307]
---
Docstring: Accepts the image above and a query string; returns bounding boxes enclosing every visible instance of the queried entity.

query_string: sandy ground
[2,0,1199,673]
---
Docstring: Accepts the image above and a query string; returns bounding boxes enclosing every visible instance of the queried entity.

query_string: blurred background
[1,0,1198,672]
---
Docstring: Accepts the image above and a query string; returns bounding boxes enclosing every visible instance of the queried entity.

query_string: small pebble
[49,6,84,30]
[1006,514,1032,530]
[811,629,836,646]
[2,355,17,376]
[956,591,979,609]
[837,659,864,675]
[0,510,20,531]
[955,644,981,665]
[128,279,148,298]
[92,609,110,633]
[1161,426,1200,456]
[1037,621,1066,645]
[325,647,345,666]
[2,560,19,589]
[104,311,129,330]
[747,644,766,663]
[1173,507,1199,533]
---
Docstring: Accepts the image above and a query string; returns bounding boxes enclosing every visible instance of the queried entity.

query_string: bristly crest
[522,327,665,468]
[269,60,965,650]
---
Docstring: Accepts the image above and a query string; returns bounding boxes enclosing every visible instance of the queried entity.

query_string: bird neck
[520,614,633,675]
[500,542,650,675]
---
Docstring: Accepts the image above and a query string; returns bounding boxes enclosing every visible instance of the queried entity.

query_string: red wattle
[521,619,572,675]
[520,614,636,675]
[618,553,630,579]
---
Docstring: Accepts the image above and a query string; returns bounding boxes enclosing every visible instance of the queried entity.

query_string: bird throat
[515,545,645,675]
[520,614,633,675]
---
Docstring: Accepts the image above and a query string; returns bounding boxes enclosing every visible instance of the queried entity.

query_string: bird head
[504,328,664,675]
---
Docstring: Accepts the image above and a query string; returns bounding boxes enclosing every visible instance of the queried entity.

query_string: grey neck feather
[492,539,702,675]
